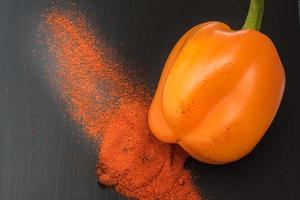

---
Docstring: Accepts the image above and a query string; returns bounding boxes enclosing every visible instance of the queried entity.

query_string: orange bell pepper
[148,0,285,164]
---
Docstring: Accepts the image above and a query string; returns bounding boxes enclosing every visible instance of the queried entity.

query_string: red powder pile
[40,10,200,200]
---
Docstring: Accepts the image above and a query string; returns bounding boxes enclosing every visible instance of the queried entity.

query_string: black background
[0,0,299,199]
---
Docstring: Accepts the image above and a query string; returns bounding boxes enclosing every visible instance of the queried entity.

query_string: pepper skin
[148,21,285,164]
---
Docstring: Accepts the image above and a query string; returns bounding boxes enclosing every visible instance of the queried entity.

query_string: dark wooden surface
[0,0,299,199]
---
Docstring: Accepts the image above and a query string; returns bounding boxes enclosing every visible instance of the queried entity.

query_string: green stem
[242,0,265,31]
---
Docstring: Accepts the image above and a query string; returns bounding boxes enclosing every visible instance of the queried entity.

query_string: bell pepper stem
[242,0,264,31]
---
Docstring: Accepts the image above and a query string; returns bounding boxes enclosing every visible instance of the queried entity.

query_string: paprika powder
[40,9,200,200]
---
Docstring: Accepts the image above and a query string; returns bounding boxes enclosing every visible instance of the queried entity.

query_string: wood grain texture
[0,0,299,199]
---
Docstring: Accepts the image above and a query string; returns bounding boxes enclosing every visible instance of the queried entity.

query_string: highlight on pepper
[148,0,286,164]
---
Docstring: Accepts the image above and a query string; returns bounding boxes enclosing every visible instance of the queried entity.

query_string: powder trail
[40,10,200,200]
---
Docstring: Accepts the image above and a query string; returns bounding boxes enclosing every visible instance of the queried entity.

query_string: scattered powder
[40,9,200,200]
